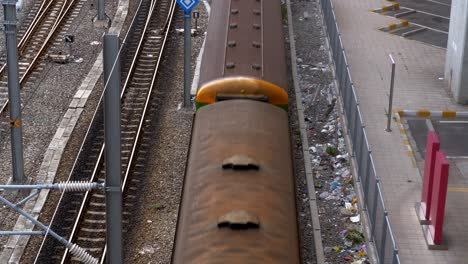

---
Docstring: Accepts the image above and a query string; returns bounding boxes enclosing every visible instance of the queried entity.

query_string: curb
[379,19,409,31]
[393,109,468,167]
[393,111,418,168]
[190,0,210,96]
[0,1,129,263]
[395,109,468,118]
[285,0,325,263]
[371,2,400,13]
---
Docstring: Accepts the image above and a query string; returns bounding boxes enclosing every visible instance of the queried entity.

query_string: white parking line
[413,8,450,20]
[408,21,448,34]
[439,121,468,124]
[426,0,451,8]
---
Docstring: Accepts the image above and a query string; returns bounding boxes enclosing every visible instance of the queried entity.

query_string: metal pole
[386,54,396,132]
[103,33,122,264]
[0,194,98,263]
[68,42,72,57]
[98,0,105,20]
[184,11,192,108]
[0,194,71,245]
[0,231,45,235]
[3,1,25,183]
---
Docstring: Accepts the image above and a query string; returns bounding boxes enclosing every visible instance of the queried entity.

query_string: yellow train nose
[195,77,289,110]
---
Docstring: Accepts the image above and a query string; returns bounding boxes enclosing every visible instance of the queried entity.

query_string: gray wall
[446,0,468,104]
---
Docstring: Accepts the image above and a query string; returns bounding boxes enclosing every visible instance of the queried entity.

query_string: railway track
[34,0,176,262]
[0,0,84,114]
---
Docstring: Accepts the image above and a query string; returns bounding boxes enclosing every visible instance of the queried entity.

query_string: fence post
[380,212,389,263]
[386,54,396,132]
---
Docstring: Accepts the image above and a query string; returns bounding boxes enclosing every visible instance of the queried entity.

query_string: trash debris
[295,9,368,262]
[319,191,330,200]
[176,28,198,36]
[330,179,341,191]
[138,245,156,255]
[340,208,354,216]
[74,57,83,63]
[90,41,101,46]
[350,214,360,223]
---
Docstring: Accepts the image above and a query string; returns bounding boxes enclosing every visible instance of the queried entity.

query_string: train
[172,0,300,263]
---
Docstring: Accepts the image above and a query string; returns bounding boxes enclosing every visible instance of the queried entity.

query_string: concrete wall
[445,0,468,104]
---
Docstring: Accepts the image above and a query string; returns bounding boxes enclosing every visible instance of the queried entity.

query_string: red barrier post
[420,131,440,220]
[429,151,449,245]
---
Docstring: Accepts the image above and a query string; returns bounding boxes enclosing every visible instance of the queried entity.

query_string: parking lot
[377,0,451,48]
[406,117,468,187]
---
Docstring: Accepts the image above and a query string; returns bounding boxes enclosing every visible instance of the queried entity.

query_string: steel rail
[61,0,157,264]
[0,0,51,79]
[33,0,154,260]
[17,0,55,54]
[61,1,175,262]
[33,0,174,262]
[0,0,76,114]
[99,2,176,262]
[120,0,158,95]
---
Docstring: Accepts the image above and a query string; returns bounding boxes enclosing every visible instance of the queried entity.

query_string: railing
[319,0,401,263]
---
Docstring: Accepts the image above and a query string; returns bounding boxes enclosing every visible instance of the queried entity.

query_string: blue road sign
[176,0,199,13]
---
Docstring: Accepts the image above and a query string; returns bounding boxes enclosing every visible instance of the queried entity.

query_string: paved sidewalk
[330,0,468,263]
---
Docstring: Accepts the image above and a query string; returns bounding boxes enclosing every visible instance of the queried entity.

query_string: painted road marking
[426,0,451,8]
[412,8,450,21]
[439,121,468,124]
[448,187,468,193]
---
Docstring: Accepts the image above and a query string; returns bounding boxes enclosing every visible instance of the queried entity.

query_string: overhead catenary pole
[3,0,25,183]
[103,33,122,264]
[183,11,191,107]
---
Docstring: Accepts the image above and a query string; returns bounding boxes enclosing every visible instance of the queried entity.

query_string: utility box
[445,0,468,104]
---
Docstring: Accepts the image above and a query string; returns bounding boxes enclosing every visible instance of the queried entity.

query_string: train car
[194,0,289,110]
[172,0,300,263]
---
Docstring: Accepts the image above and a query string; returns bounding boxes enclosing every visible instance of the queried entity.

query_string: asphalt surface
[380,0,452,48]
[407,118,468,157]
[397,0,450,18]
[406,117,468,191]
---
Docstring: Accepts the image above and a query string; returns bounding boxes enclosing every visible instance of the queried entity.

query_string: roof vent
[222,155,259,170]
[218,210,260,230]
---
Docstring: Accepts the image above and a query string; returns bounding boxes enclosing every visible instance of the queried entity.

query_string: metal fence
[319,0,401,263]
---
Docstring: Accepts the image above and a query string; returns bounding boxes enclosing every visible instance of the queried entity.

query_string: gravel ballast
[289,0,370,263]
[121,5,208,264]
[0,0,371,263]
[0,0,137,262]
